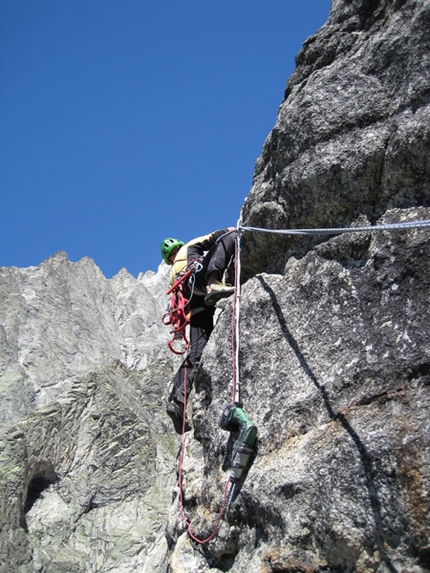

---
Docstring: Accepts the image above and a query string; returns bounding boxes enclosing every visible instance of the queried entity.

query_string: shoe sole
[204,289,235,306]
[166,402,191,434]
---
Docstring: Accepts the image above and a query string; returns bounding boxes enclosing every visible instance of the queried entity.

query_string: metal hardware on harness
[190,260,203,274]
[162,268,194,355]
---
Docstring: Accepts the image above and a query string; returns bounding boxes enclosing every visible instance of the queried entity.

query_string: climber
[161,228,236,434]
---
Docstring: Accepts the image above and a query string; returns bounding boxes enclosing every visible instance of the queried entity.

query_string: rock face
[1,0,430,572]
[0,258,181,572]
[0,252,171,421]
[241,0,430,280]
[178,206,430,572]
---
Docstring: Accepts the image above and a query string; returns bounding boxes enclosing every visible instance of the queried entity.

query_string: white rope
[239,219,430,236]
[233,216,242,405]
[229,215,429,403]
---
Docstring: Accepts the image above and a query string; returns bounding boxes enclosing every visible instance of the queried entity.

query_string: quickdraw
[162,267,194,355]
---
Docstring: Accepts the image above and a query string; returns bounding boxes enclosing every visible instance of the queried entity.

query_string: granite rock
[1,0,430,571]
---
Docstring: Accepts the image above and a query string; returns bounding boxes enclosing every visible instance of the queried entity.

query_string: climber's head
[161,238,184,265]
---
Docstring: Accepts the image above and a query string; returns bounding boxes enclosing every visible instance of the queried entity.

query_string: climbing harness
[162,261,202,355]
[162,268,193,355]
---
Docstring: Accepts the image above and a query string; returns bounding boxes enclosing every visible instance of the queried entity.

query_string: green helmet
[161,238,184,263]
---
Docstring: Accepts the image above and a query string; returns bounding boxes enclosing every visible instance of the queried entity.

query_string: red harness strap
[162,268,194,355]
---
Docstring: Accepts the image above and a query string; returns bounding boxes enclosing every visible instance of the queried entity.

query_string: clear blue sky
[1,0,331,278]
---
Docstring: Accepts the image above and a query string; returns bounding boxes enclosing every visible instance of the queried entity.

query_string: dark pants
[169,297,214,404]
[169,232,235,405]
[197,231,235,289]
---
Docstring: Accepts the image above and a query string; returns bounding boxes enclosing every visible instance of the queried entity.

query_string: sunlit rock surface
[241,0,430,281]
[181,206,430,572]
[1,0,430,571]
[0,259,179,572]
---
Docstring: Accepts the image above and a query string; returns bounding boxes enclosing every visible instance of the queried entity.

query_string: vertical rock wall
[177,207,430,572]
[0,256,180,572]
[241,0,430,280]
[1,0,430,571]
[167,0,430,571]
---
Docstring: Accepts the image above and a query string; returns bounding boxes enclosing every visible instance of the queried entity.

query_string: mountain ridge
[1,0,430,571]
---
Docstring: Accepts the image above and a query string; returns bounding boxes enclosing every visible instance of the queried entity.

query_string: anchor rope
[239,218,430,236]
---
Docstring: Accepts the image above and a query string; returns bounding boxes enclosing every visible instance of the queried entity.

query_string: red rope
[175,235,241,544]
[177,358,232,544]
[166,267,193,295]
[163,269,194,355]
